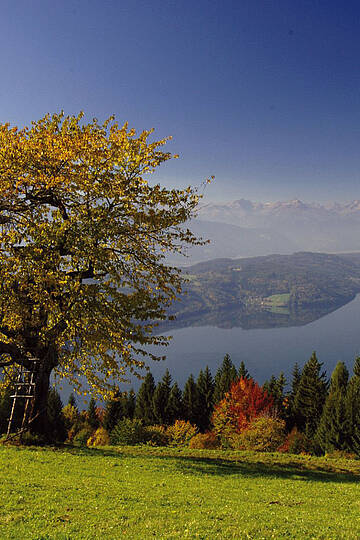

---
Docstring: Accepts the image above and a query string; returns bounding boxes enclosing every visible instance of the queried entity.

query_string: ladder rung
[10,394,34,398]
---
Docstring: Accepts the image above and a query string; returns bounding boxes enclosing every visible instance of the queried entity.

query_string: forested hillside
[163,252,360,330]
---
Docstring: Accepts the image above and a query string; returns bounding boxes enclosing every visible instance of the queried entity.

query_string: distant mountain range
[169,199,360,265]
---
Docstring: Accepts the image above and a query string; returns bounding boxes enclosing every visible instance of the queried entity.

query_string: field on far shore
[0,445,359,539]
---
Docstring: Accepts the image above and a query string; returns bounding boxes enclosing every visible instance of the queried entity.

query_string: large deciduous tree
[0,112,206,438]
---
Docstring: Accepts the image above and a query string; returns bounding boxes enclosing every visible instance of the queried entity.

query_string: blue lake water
[147,295,360,388]
[61,295,360,405]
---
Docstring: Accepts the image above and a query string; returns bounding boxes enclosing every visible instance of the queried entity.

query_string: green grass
[0,445,360,539]
[263,293,290,307]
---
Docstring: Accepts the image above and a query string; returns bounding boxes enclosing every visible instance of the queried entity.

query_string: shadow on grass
[56,445,360,485]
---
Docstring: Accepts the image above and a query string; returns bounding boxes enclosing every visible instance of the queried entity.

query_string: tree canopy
[0,112,207,434]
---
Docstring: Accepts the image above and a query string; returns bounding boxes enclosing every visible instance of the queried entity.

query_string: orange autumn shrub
[189,431,220,449]
[212,377,274,442]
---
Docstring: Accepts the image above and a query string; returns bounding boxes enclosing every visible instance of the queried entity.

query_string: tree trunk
[28,361,53,441]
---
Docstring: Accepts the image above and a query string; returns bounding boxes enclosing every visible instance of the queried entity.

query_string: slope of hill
[162,252,360,330]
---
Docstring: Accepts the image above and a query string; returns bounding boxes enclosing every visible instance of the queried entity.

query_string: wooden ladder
[6,359,38,437]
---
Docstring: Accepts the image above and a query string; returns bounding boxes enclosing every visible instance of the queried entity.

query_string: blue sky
[1,0,360,202]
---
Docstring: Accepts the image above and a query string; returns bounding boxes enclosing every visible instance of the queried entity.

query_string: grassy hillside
[1,445,359,539]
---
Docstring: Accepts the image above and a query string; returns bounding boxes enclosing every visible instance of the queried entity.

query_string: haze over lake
[148,295,360,388]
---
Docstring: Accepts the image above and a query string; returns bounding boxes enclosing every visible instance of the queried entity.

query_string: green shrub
[166,420,198,447]
[189,431,220,449]
[73,426,93,447]
[87,427,110,447]
[232,416,286,452]
[111,418,148,445]
[145,425,169,446]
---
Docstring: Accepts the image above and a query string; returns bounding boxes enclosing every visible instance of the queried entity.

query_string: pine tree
[238,361,250,380]
[47,387,67,442]
[103,389,124,432]
[68,393,77,409]
[126,389,136,419]
[285,363,302,429]
[87,398,100,430]
[345,357,360,455]
[316,362,349,452]
[152,370,172,425]
[293,352,328,438]
[213,354,238,404]
[196,366,215,431]
[166,382,183,424]
[134,372,155,425]
[183,374,200,425]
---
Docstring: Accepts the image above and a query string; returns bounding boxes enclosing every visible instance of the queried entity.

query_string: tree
[316,362,349,453]
[165,382,183,424]
[238,361,250,380]
[196,366,214,431]
[263,372,286,413]
[68,393,77,409]
[213,354,238,404]
[293,352,328,438]
[87,397,100,430]
[183,374,200,425]
[152,370,172,425]
[102,388,135,432]
[285,363,302,430]
[212,377,274,439]
[46,387,67,442]
[0,112,205,438]
[134,372,156,425]
[345,357,360,454]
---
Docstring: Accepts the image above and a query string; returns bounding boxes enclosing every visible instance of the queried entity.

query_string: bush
[166,420,198,447]
[111,418,148,445]
[231,416,286,452]
[87,427,110,447]
[145,425,169,447]
[189,431,220,449]
[278,427,311,455]
[73,426,93,447]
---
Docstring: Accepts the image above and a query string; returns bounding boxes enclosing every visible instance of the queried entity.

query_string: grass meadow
[0,445,359,539]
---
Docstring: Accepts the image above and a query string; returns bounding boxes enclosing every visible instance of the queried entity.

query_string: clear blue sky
[1,0,360,202]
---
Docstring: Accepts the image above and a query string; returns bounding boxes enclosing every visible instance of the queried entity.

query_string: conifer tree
[102,389,124,433]
[285,363,302,429]
[87,398,100,430]
[345,357,360,454]
[238,361,250,380]
[183,374,200,425]
[47,387,67,442]
[316,362,349,453]
[68,393,77,410]
[196,366,215,431]
[165,382,183,424]
[293,352,328,438]
[126,389,136,420]
[152,370,172,425]
[134,372,156,425]
[213,354,238,404]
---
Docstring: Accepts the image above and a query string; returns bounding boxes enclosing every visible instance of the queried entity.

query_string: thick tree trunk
[29,363,52,440]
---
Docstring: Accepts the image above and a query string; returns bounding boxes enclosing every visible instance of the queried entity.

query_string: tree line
[1,351,359,455]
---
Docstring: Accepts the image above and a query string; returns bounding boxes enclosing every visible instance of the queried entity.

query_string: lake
[146,294,360,388]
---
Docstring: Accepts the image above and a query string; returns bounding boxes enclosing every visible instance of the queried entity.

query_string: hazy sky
[1,0,360,203]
